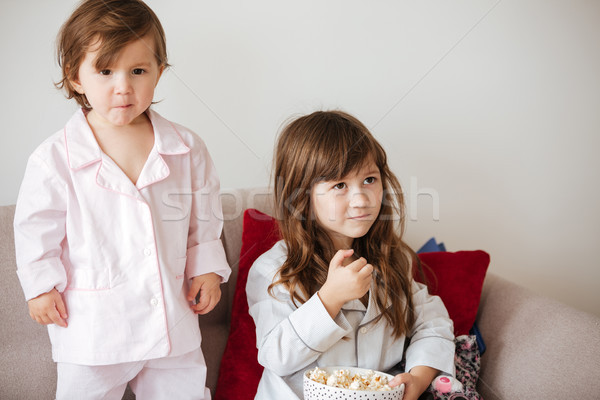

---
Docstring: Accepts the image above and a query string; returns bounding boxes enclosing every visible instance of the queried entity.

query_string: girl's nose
[349,191,370,208]
[114,74,132,94]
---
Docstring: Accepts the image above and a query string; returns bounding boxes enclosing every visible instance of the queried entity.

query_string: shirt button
[360,327,368,334]
[144,248,152,256]
[150,298,159,307]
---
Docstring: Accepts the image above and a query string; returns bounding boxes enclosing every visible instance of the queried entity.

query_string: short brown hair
[55,0,169,108]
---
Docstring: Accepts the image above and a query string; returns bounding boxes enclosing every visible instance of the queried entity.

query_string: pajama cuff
[17,257,67,301]
[186,239,231,282]
[288,292,352,353]
[405,335,456,376]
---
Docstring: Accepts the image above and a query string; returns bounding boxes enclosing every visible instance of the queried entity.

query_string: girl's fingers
[27,290,68,327]
[358,263,374,276]
[49,308,67,327]
[330,249,354,268]
[194,291,221,314]
[187,280,201,302]
[55,296,68,319]
[389,373,410,387]
[194,292,210,311]
[346,257,368,271]
[195,296,217,315]
[193,286,222,314]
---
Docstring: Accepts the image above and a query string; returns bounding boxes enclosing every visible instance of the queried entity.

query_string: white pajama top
[246,240,455,399]
[14,108,231,366]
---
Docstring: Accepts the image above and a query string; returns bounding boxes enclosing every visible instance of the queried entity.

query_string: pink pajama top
[14,108,231,366]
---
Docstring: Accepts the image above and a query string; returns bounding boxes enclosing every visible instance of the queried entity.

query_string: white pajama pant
[56,347,210,400]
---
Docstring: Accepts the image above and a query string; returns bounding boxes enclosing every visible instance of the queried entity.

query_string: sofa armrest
[475,273,600,399]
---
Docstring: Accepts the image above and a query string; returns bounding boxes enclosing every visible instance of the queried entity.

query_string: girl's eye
[364,177,376,185]
[132,68,145,75]
[99,69,111,76]
[333,183,347,190]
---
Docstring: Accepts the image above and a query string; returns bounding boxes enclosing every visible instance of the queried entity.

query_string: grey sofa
[1,188,599,399]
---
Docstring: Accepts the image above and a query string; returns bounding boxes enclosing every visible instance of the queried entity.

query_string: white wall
[1,0,599,316]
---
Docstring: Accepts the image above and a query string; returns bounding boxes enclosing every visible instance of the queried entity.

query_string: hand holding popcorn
[389,365,439,400]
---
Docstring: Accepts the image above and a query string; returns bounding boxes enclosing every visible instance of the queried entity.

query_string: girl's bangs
[93,25,153,70]
[315,131,381,183]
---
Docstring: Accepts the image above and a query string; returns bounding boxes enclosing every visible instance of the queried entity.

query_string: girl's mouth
[349,214,371,220]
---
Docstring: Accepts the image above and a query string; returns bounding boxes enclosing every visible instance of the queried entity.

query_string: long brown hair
[270,110,417,338]
[55,0,169,108]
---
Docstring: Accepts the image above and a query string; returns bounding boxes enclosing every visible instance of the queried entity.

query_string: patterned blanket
[423,335,482,400]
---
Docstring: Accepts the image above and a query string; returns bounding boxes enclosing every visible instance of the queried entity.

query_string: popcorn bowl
[303,366,405,400]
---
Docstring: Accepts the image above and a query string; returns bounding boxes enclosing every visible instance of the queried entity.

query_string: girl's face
[310,158,383,249]
[70,35,163,130]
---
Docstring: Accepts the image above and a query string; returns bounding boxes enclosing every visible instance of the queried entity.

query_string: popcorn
[307,367,392,391]
[308,367,328,385]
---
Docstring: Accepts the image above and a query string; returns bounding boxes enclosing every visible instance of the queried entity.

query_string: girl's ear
[67,66,84,94]
[70,79,84,94]
[155,65,165,86]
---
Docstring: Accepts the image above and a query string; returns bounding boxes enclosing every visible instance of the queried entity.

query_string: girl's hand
[318,249,373,319]
[389,366,439,400]
[27,288,68,328]
[187,272,222,315]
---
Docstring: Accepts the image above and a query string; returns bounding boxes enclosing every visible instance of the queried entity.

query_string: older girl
[246,110,455,400]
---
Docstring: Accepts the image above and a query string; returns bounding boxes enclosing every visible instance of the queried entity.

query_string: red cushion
[213,209,278,400]
[214,209,489,399]
[416,251,489,335]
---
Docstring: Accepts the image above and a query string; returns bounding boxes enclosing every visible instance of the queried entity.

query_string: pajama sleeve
[404,280,455,375]
[184,134,231,282]
[14,153,68,301]
[246,245,353,376]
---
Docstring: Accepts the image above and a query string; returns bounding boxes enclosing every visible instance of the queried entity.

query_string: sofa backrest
[219,187,273,320]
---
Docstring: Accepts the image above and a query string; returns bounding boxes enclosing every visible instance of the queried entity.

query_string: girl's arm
[246,247,353,377]
[14,153,68,303]
[386,281,455,399]
[14,153,69,326]
[184,135,231,301]
[393,280,455,397]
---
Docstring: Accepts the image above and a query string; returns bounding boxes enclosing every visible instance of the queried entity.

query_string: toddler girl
[14,1,230,398]
[246,110,455,400]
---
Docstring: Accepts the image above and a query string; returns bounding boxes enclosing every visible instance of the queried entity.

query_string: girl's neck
[330,235,354,252]
[85,109,155,185]
[86,109,150,138]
